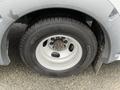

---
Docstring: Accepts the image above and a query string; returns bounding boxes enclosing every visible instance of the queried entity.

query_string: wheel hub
[49,37,67,51]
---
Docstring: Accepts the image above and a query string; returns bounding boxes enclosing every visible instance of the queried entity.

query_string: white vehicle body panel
[109,0,120,13]
[0,0,119,65]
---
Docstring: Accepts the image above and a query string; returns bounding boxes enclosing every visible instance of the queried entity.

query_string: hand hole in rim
[69,44,74,52]
[43,40,48,47]
[51,52,60,58]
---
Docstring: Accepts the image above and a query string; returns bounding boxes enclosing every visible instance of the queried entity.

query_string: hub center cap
[53,40,65,51]
[49,37,68,51]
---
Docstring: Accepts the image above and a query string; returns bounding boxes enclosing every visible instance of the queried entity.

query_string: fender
[0,0,119,65]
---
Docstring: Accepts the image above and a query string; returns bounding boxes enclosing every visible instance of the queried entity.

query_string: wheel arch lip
[0,0,116,65]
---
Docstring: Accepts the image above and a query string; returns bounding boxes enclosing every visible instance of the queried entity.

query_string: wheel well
[8,8,105,63]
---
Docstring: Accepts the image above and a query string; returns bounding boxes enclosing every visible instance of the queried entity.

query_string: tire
[20,18,97,77]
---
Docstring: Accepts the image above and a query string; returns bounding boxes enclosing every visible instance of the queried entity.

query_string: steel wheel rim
[35,35,83,71]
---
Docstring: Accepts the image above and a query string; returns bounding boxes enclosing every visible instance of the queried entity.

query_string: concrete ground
[0,24,120,90]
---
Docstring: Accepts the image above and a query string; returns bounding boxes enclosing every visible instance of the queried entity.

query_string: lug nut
[64,40,68,43]
[61,37,65,40]
[51,38,55,41]
[50,42,54,45]
[56,37,60,39]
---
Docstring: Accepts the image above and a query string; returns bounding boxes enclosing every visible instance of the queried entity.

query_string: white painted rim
[35,35,83,71]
